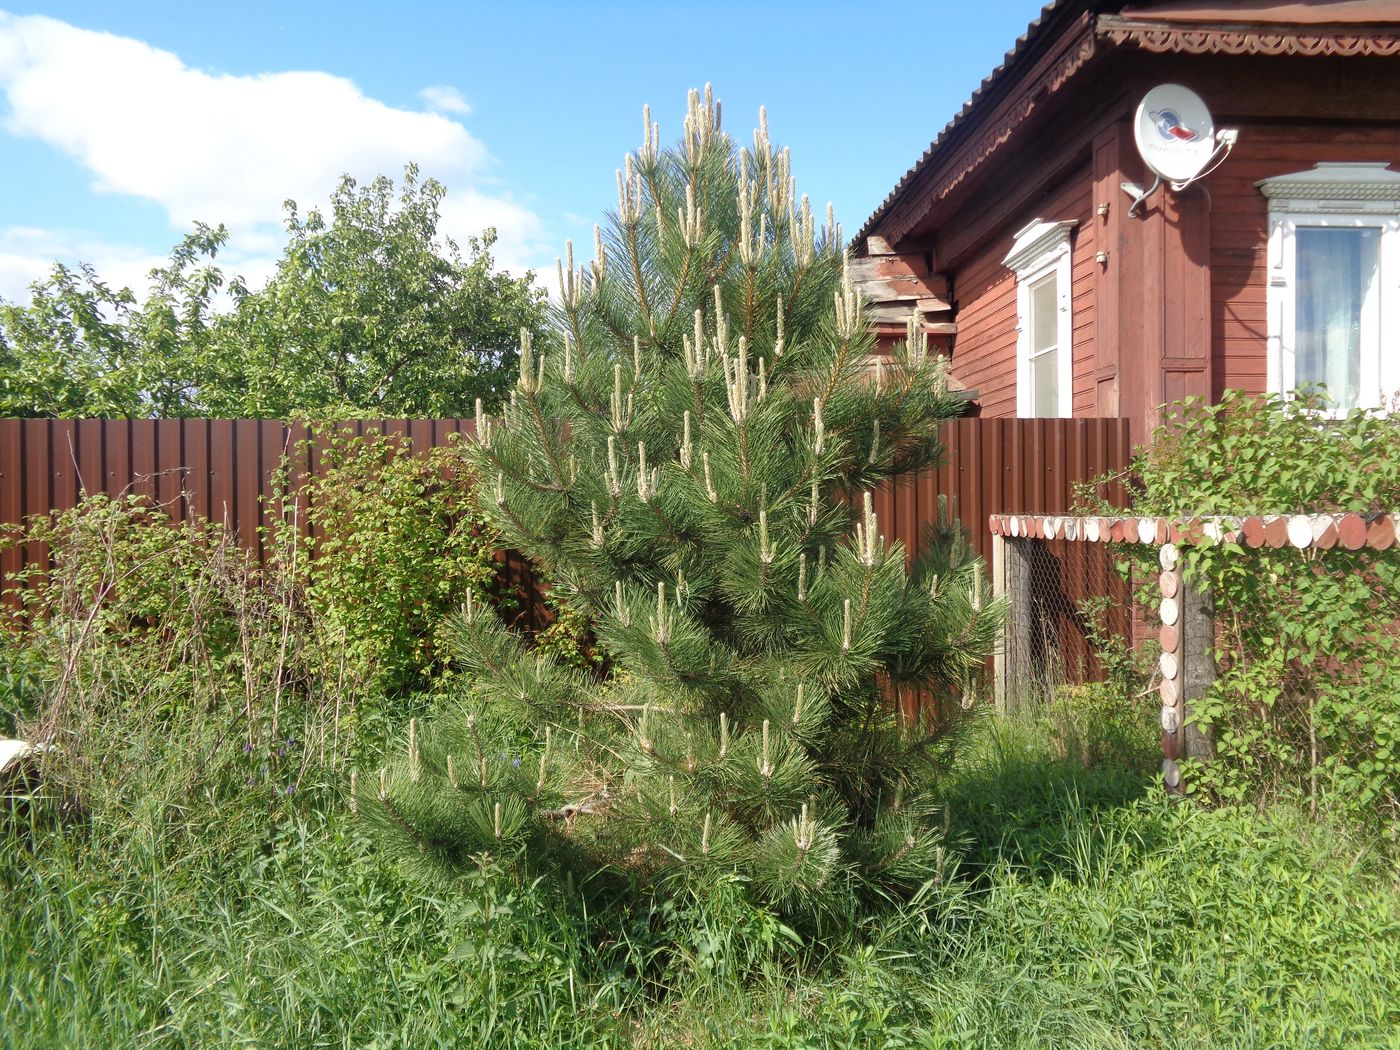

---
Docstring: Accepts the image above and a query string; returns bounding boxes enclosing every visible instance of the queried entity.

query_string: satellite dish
[1134,84,1217,184]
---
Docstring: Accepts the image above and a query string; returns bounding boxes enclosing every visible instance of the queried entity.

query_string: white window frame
[1257,163,1400,415]
[1005,219,1076,418]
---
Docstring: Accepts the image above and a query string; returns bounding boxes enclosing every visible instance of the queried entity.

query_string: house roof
[853,0,1086,251]
[855,0,1400,250]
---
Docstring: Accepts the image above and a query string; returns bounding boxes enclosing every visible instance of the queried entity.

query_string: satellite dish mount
[1122,84,1237,217]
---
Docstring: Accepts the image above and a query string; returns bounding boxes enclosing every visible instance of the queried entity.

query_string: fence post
[1181,579,1216,762]
[1160,543,1216,792]
[992,532,1006,713]
[995,529,1034,715]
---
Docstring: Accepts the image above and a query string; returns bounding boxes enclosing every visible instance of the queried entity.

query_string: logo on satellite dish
[1149,109,1202,144]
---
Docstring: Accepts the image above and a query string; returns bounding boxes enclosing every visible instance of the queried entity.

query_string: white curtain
[1296,227,1378,411]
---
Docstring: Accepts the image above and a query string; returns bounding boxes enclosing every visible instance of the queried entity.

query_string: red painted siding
[873,41,1400,435]
[947,163,1098,419]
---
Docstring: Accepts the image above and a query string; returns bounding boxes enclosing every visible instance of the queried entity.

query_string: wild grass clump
[1,494,351,855]
[638,712,1400,1048]
[0,490,627,1045]
[1,803,641,1047]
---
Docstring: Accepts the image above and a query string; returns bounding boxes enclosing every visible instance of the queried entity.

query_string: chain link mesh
[1000,536,1138,708]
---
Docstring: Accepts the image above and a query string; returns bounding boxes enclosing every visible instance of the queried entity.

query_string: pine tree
[360,88,1001,920]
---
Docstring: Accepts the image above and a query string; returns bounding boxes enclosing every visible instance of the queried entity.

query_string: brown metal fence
[874,417,1132,567]
[0,418,547,625]
[1,416,1132,636]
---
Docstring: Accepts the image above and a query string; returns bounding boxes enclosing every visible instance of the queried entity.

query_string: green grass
[5,712,1400,1049]
[1,795,632,1048]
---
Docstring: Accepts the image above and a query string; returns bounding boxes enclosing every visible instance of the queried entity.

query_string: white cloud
[0,227,167,303]
[0,12,551,297]
[438,190,549,277]
[419,85,471,116]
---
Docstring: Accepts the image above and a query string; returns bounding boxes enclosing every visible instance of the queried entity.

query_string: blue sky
[0,2,1045,303]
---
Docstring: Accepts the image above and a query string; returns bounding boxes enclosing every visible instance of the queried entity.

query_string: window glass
[1032,348,1059,418]
[1030,273,1058,354]
[1295,226,1379,413]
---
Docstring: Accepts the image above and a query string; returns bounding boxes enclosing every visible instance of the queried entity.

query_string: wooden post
[992,533,1007,713]
[998,533,1035,716]
[1181,579,1216,762]
[1157,544,1186,792]
[1159,542,1216,792]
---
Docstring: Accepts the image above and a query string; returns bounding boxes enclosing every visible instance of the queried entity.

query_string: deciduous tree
[0,168,544,418]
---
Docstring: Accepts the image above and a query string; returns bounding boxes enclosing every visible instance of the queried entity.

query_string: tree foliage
[209,168,544,417]
[362,89,1000,922]
[0,168,544,418]
[0,226,225,418]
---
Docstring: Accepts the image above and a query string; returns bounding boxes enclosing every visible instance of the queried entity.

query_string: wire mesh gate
[992,532,1135,709]
[990,511,1400,791]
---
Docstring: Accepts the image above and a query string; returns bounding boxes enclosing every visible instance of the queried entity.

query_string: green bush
[286,426,503,704]
[0,473,618,1046]
[0,429,596,828]
[0,494,345,848]
[1095,389,1400,821]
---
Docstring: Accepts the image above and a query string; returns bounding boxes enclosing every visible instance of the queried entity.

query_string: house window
[1258,163,1400,414]
[1005,219,1076,418]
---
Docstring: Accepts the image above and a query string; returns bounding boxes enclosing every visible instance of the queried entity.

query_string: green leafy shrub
[1096,389,1400,820]
[287,426,503,705]
[0,431,590,839]
[0,495,342,858]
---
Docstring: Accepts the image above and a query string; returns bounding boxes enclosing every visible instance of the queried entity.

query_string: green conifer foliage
[361,88,1001,919]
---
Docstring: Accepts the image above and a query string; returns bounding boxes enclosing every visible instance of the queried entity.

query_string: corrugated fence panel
[875,417,1133,567]
[0,421,23,588]
[2,417,1133,638]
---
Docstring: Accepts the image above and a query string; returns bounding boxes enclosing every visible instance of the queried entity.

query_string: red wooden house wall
[858,4,1400,435]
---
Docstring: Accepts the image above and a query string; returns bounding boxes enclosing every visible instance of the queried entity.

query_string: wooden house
[853,0,1400,433]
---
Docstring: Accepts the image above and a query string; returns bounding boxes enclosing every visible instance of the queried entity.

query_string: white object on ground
[0,739,43,776]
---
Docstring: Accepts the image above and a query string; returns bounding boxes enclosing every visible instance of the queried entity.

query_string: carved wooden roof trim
[1097,16,1400,57]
